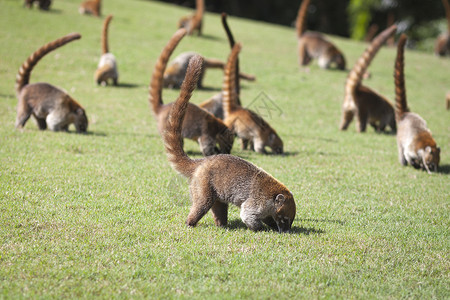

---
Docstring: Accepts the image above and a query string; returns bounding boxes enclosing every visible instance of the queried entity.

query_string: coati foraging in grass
[395,34,440,173]
[178,0,204,36]
[150,29,234,156]
[222,43,284,154]
[163,52,255,90]
[79,0,101,17]
[296,0,346,70]
[15,33,88,133]
[24,0,51,10]
[435,0,450,56]
[94,15,119,86]
[199,12,246,119]
[339,25,397,133]
[163,55,296,232]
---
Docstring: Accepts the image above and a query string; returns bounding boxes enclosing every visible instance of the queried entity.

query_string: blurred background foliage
[155,0,448,52]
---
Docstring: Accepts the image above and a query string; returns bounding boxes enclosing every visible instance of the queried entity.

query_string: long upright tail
[149,28,187,114]
[15,33,81,96]
[295,0,310,37]
[222,12,242,99]
[222,43,242,120]
[163,55,204,178]
[394,34,408,121]
[101,15,113,54]
[345,24,397,101]
[443,0,450,32]
[190,0,204,33]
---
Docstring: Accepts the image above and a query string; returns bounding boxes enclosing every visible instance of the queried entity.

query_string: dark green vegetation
[0,0,449,298]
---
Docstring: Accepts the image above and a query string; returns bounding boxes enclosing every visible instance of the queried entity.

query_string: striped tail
[345,24,397,102]
[222,43,242,120]
[222,12,242,101]
[295,0,310,37]
[163,55,204,178]
[15,33,81,96]
[394,34,409,121]
[149,28,187,114]
[190,0,204,34]
[102,15,113,54]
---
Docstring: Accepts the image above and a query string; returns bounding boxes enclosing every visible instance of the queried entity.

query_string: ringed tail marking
[345,24,397,101]
[102,15,113,54]
[296,0,311,37]
[394,34,408,121]
[163,55,204,178]
[222,43,242,120]
[149,28,187,114]
[15,33,81,96]
[221,12,242,98]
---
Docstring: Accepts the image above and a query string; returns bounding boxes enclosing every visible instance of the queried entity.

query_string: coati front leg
[210,201,228,227]
[35,116,47,130]
[356,109,368,133]
[240,200,265,231]
[262,216,278,231]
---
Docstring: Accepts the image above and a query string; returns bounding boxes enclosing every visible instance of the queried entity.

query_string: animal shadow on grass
[437,164,450,174]
[114,82,141,89]
[198,34,222,41]
[226,219,324,235]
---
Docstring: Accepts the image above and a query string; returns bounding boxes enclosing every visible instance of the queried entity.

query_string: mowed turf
[0,0,449,298]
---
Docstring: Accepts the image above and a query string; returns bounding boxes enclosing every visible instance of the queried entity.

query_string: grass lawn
[0,0,449,298]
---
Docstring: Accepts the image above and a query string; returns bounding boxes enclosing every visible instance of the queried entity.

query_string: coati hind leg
[186,178,215,227]
[298,41,312,66]
[210,201,228,227]
[339,109,354,131]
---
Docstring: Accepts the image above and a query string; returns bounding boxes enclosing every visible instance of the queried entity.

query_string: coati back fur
[199,12,246,119]
[178,0,204,36]
[15,33,88,133]
[163,55,296,232]
[435,0,450,56]
[94,15,119,86]
[149,29,234,156]
[79,0,101,17]
[163,52,255,90]
[222,43,284,154]
[395,34,440,173]
[296,0,346,70]
[340,25,397,133]
[24,0,51,10]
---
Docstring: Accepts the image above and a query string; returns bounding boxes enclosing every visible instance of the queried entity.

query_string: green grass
[1,0,449,298]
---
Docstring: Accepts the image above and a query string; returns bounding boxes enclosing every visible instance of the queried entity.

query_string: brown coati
[79,0,101,17]
[296,0,346,70]
[163,52,255,90]
[199,12,246,119]
[395,34,440,173]
[94,15,119,86]
[178,0,204,36]
[15,33,88,133]
[24,0,51,10]
[435,0,450,56]
[339,25,397,133]
[222,43,284,154]
[149,29,234,156]
[163,55,296,232]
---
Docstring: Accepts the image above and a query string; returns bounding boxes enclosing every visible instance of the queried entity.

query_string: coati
[24,0,51,10]
[163,52,255,90]
[435,0,450,56]
[15,33,88,133]
[94,15,119,86]
[395,34,440,173]
[178,0,204,36]
[149,28,234,156]
[163,54,296,232]
[340,25,397,133]
[222,43,284,154]
[296,0,346,70]
[79,0,101,17]
[199,12,245,119]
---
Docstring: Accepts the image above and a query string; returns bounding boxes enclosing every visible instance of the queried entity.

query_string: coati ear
[274,194,285,206]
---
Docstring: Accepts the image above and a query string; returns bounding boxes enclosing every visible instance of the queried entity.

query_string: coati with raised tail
[178,0,204,36]
[435,0,450,56]
[79,0,101,17]
[24,0,51,10]
[340,25,397,133]
[15,33,88,133]
[395,34,440,173]
[163,55,296,232]
[296,0,346,70]
[150,29,234,156]
[163,52,255,90]
[94,15,119,86]
[199,12,245,119]
[222,43,283,154]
